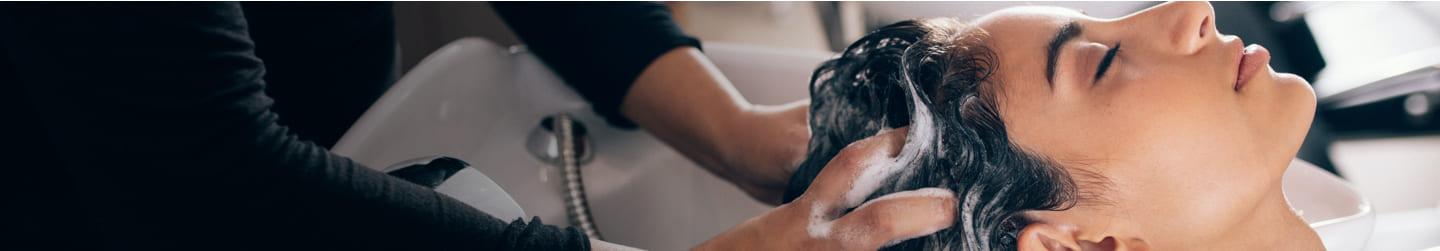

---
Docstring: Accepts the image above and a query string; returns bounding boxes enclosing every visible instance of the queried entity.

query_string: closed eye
[1094,42,1121,82]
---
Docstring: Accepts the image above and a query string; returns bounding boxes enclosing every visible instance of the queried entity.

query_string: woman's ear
[1017,222,1082,251]
[1018,223,1141,251]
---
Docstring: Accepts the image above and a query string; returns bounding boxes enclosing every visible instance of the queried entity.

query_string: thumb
[801,127,909,206]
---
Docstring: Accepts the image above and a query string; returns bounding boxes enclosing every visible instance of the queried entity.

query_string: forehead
[974,7,1086,95]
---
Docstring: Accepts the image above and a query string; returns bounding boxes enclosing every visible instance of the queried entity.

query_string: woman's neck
[1218,185,1325,250]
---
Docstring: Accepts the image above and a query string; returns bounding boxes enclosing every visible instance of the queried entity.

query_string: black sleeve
[0,3,586,250]
[492,2,702,128]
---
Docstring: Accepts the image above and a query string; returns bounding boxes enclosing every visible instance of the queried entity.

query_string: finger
[800,127,909,206]
[831,187,957,250]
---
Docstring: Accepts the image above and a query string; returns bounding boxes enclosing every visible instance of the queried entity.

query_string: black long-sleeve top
[1,2,697,250]
[493,2,701,128]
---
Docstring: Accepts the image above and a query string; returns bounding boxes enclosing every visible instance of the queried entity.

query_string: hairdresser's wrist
[716,101,811,204]
[692,202,800,251]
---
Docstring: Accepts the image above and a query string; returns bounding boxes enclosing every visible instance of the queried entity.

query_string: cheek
[1096,76,1283,239]
[1085,73,1253,161]
[1001,74,1252,165]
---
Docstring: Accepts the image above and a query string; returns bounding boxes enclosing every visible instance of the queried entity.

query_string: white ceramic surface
[1365,206,1440,250]
[333,38,1378,250]
[1284,160,1376,251]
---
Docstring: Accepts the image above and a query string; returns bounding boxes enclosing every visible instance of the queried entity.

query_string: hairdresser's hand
[694,128,957,251]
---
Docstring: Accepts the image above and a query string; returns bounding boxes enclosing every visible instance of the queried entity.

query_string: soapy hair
[783,18,1091,250]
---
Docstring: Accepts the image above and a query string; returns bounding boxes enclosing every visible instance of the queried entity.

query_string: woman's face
[975,1,1317,248]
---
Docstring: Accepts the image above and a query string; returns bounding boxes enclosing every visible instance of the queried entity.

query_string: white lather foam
[807,68,942,240]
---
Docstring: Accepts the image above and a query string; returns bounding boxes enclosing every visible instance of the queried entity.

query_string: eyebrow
[1045,20,1082,87]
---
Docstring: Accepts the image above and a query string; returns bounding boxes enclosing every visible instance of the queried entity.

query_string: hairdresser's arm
[695,128,957,250]
[493,3,809,205]
[623,47,811,205]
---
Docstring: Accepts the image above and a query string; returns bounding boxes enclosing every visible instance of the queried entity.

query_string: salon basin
[1284,161,1375,251]
[333,38,818,250]
[333,38,1375,250]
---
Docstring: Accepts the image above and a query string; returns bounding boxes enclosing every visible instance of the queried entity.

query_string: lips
[1234,44,1271,91]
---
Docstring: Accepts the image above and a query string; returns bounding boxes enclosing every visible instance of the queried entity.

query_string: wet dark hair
[782,18,1089,250]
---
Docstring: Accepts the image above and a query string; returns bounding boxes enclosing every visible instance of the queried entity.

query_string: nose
[1129,1,1217,54]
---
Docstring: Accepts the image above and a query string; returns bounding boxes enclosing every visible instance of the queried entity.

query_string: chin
[1276,72,1312,91]
[1276,72,1317,113]
[1272,71,1316,158]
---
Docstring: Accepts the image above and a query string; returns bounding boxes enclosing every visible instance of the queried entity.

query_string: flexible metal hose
[555,114,602,239]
